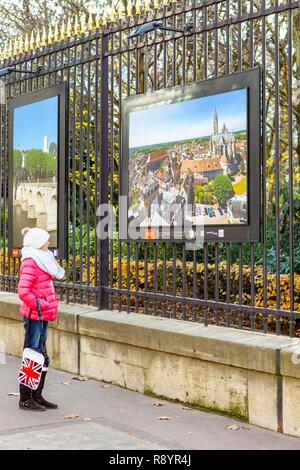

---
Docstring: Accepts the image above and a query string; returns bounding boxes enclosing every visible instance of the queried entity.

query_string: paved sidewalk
[1,356,300,450]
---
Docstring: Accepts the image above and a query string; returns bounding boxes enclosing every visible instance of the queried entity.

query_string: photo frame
[121,68,262,242]
[8,83,68,258]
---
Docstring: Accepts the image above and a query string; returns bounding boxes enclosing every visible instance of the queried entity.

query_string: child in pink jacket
[18,227,65,411]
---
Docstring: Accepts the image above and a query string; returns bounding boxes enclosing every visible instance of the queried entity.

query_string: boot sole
[19,405,46,412]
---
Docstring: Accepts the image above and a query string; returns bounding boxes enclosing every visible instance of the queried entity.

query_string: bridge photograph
[12,95,58,247]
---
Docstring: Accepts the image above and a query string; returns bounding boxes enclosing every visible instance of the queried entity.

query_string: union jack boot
[19,384,46,411]
[32,371,58,409]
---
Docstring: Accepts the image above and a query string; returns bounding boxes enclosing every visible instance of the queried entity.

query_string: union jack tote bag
[18,298,46,390]
[18,347,44,390]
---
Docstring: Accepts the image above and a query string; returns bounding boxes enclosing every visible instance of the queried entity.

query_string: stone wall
[0,292,300,438]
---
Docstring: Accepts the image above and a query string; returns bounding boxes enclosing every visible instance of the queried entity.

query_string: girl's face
[41,240,50,251]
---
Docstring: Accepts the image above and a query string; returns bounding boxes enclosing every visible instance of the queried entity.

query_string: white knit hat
[21,227,50,249]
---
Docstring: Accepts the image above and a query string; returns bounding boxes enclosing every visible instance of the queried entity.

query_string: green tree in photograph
[212,174,234,208]
[26,148,56,179]
[13,149,22,182]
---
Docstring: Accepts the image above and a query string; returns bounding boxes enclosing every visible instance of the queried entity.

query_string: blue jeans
[23,317,48,352]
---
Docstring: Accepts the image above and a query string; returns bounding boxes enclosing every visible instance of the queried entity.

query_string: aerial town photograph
[128,88,248,230]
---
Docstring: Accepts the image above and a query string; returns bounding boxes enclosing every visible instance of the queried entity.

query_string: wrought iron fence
[0,0,299,336]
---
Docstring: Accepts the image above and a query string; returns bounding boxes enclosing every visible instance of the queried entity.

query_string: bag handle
[36,298,47,358]
[23,309,31,350]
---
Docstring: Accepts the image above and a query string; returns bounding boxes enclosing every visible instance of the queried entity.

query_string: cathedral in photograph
[210,109,237,164]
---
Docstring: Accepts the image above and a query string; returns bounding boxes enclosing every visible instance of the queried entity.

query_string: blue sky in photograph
[13,96,58,151]
[129,88,247,149]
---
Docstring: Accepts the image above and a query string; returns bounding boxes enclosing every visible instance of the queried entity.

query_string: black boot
[19,384,46,411]
[32,371,58,409]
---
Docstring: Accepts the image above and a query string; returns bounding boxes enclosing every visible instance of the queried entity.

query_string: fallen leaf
[83,418,91,422]
[61,381,70,385]
[72,376,89,382]
[101,385,112,388]
[225,424,240,431]
[182,406,193,410]
[64,414,79,420]
[7,392,20,396]
[152,401,165,407]
[158,416,171,421]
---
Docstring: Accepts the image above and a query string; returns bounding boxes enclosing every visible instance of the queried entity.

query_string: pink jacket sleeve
[18,263,50,312]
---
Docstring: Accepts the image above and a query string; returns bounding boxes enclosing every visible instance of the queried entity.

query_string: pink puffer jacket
[18,258,59,321]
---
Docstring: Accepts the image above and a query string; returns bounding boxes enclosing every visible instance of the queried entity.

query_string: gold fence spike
[102,8,108,27]
[88,12,94,31]
[80,14,86,33]
[145,0,151,12]
[66,16,72,37]
[110,3,115,23]
[13,39,18,57]
[60,20,66,40]
[24,33,29,52]
[30,31,35,49]
[127,0,133,17]
[19,35,24,54]
[74,15,80,35]
[118,1,124,20]
[135,0,141,15]
[8,39,13,58]
[95,12,101,28]
[163,0,168,5]
[41,26,47,46]
[36,29,41,48]
[54,24,59,42]
[3,46,8,60]
[153,0,159,9]
[48,25,53,44]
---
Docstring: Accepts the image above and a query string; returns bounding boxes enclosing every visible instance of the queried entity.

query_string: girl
[18,227,65,411]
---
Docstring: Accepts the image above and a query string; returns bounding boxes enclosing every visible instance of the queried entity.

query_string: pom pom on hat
[22,227,50,249]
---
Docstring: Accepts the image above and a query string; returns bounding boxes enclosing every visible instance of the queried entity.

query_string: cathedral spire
[214,108,219,135]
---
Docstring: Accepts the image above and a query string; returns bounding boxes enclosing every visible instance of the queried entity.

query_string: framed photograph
[8,83,68,257]
[121,68,261,242]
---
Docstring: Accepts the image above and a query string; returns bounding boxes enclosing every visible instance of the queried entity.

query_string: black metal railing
[0,0,299,336]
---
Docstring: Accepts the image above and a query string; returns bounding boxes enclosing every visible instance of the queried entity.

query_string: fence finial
[145,0,151,13]
[127,0,133,17]
[74,15,80,35]
[67,16,73,37]
[163,0,168,6]
[95,12,101,29]
[19,35,24,55]
[29,31,35,50]
[110,2,116,22]
[80,13,86,34]
[35,29,41,48]
[60,20,66,40]
[153,0,159,10]
[48,25,53,44]
[102,8,108,26]
[41,26,47,46]
[24,33,29,52]
[88,12,94,31]
[135,0,141,15]
[118,1,125,20]
[13,39,18,57]
[54,24,59,42]
[3,45,8,60]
